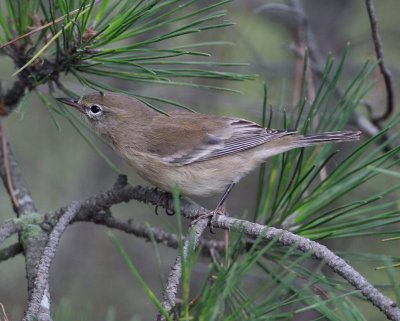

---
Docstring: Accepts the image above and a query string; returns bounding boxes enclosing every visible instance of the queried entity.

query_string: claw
[154,205,175,216]
[191,209,222,233]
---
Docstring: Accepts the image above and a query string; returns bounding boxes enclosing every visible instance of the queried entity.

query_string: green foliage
[0,0,253,106]
[255,50,400,241]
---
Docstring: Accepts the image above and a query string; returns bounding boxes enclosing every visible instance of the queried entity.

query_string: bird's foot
[191,206,225,233]
[154,190,175,216]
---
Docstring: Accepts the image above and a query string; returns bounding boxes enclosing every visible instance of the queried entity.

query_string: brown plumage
[57,92,360,198]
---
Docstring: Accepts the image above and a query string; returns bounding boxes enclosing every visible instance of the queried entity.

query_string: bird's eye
[88,104,103,116]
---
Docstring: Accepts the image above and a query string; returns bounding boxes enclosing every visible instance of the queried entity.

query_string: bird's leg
[214,182,235,214]
[191,182,236,231]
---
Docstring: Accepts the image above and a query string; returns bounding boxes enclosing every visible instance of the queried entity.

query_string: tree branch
[157,220,208,321]
[0,219,19,244]
[0,56,64,116]
[22,202,81,321]
[46,176,203,225]
[0,125,36,216]
[0,187,222,259]
[212,215,400,321]
[19,175,204,321]
[52,175,399,320]
[75,210,224,256]
[3,173,397,321]
[365,0,395,124]
[0,242,23,262]
[0,79,27,116]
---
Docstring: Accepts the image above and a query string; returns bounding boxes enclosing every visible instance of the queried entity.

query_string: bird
[57,92,360,221]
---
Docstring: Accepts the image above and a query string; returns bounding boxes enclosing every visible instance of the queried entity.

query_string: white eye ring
[88,104,103,117]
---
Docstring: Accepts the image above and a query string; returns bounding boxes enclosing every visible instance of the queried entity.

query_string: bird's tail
[293,130,361,147]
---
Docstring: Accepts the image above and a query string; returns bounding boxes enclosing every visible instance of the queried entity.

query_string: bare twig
[290,0,317,103]
[212,215,400,321]
[76,211,224,256]
[0,121,19,208]
[0,242,23,262]
[0,59,65,117]
[365,0,395,124]
[47,176,205,223]
[0,128,36,216]
[157,220,208,321]
[0,219,19,244]
[10,213,221,265]
[22,202,81,321]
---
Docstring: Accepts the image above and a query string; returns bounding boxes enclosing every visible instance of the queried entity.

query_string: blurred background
[1,0,399,320]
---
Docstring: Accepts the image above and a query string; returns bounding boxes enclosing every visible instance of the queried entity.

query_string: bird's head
[57,92,155,139]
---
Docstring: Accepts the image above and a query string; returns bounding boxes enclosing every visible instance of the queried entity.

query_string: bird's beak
[56,97,83,111]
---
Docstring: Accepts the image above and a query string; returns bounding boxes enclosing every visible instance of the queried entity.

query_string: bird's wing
[145,111,296,166]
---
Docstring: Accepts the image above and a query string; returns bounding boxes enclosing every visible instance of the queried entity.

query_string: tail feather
[294,130,361,147]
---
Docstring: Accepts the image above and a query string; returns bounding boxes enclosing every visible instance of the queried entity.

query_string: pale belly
[122,144,291,196]
[127,152,259,196]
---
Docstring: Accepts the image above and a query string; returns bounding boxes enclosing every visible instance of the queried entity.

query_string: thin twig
[0,121,19,208]
[157,220,208,321]
[0,60,65,117]
[212,215,400,321]
[22,202,81,321]
[365,0,395,124]
[0,129,36,216]
[0,242,23,262]
[0,219,19,244]
[290,0,316,103]
[75,210,224,256]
